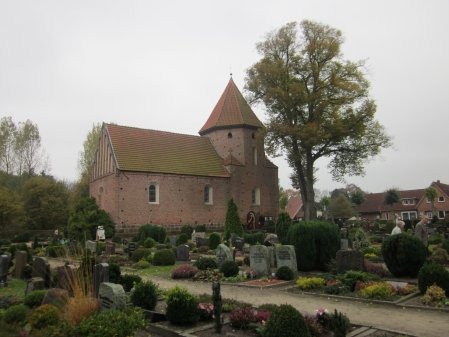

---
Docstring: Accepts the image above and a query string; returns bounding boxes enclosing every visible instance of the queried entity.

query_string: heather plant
[28,304,60,329]
[193,269,223,282]
[165,285,199,325]
[296,277,325,290]
[172,264,198,279]
[131,280,158,310]
[364,260,390,277]
[197,303,214,321]
[264,304,309,337]
[229,305,257,329]
[305,314,324,337]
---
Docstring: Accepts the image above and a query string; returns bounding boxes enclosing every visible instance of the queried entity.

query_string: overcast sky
[1,1,448,194]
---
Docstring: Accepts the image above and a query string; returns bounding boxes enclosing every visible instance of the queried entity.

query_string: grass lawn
[130,264,178,279]
[0,278,27,301]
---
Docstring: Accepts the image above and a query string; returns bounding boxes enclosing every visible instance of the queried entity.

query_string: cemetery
[0,220,449,337]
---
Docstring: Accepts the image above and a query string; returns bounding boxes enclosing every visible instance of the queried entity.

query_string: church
[89,78,279,234]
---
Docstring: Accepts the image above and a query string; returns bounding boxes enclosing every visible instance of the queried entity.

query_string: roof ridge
[106,123,200,139]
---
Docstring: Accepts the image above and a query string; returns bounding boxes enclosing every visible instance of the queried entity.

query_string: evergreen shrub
[418,261,449,296]
[153,249,176,266]
[219,261,240,277]
[193,257,217,270]
[144,238,156,248]
[28,304,60,329]
[286,220,340,271]
[3,304,29,324]
[130,280,158,310]
[381,233,427,277]
[275,211,292,244]
[254,232,265,245]
[224,198,243,239]
[24,290,47,308]
[275,266,294,281]
[165,285,199,325]
[337,271,381,292]
[194,224,206,232]
[263,304,309,337]
[46,245,66,258]
[108,262,121,284]
[120,274,142,292]
[180,225,194,238]
[131,248,152,263]
[385,221,395,234]
[111,236,122,244]
[176,233,188,246]
[243,233,255,245]
[209,233,221,250]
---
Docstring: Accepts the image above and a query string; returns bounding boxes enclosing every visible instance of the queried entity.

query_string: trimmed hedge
[153,249,176,266]
[286,220,341,271]
[418,261,449,296]
[275,211,292,245]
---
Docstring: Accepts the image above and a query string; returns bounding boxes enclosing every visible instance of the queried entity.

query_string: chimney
[437,180,440,183]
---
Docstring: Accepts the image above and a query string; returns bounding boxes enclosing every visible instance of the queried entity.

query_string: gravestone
[32,257,51,287]
[177,245,190,261]
[267,246,276,268]
[336,250,365,274]
[56,265,77,293]
[93,263,109,298]
[250,245,270,277]
[123,239,129,245]
[196,237,209,247]
[387,281,408,289]
[105,242,116,255]
[14,251,27,279]
[0,255,9,287]
[98,282,127,311]
[216,244,233,267]
[169,236,177,246]
[41,288,70,309]
[156,244,167,250]
[445,232,449,239]
[232,236,245,251]
[192,232,206,243]
[340,239,349,251]
[128,242,138,258]
[276,245,297,276]
[26,277,45,295]
[85,240,98,253]
[264,234,278,246]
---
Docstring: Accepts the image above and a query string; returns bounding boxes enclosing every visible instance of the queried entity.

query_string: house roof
[358,189,425,213]
[433,181,449,198]
[105,124,230,177]
[199,78,264,135]
[286,196,303,219]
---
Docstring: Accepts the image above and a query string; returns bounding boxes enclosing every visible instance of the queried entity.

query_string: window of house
[401,211,417,220]
[149,183,159,204]
[204,185,213,205]
[427,198,431,203]
[427,211,433,218]
[252,133,255,139]
[385,212,389,220]
[402,199,414,205]
[438,196,445,202]
[253,147,257,165]
[439,210,446,218]
[252,187,260,205]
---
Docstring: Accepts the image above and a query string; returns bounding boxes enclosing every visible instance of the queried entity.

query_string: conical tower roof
[199,78,264,135]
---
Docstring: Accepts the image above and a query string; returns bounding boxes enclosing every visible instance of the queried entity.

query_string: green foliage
[330,309,351,337]
[385,221,395,234]
[111,236,122,244]
[430,247,449,265]
[28,304,60,329]
[264,304,310,337]
[359,283,395,300]
[428,233,443,245]
[383,188,400,209]
[194,224,206,232]
[324,283,350,295]
[180,224,193,238]
[131,248,152,263]
[296,277,325,290]
[146,254,154,264]
[275,211,292,245]
[219,261,240,277]
[152,248,176,266]
[132,260,151,269]
[67,197,115,242]
[75,306,147,337]
[130,280,158,310]
[23,290,46,308]
[143,237,156,248]
[46,245,66,258]
[193,257,217,270]
[212,281,223,333]
[209,233,221,250]
[120,274,142,292]
[330,195,354,219]
[353,228,370,250]
[176,233,188,245]
[275,266,295,281]
[422,284,446,304]
[418,261,449,296]
[108,263,121,284]
[224,198,243,239]
[360,246,381,256]
[337,270,381,292]
[381,233,427,277]
[165,285,199,325]
[286,220,340,271]
[3,303,28,324]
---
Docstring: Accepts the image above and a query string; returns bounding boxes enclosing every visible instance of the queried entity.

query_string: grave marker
[267,246,276,268]
[14,251,27,279]
[250,245,270,277]
[85,240,98,253]
[196,237,209,247]
[128,242,138,258]
[0,255,9,287]
[32,257,51,287]
[232,236,245,251]
[26,277,45,296]
[191,232,205,243]
[169,236,177,246]
[93,263,109,298]
[340,239,349,251]
[98,282,127,311]
[177,245,190,261]
[56,265,77,293]
[216,244,233,267]
[276,245,297,276]
[42,288,69,309]
[105,242,116,255]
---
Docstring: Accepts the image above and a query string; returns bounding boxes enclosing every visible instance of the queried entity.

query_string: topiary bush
[263,304,309,337]
[172,264,198,279]
[209,233,221,250]
[193,257,217,270]
[144,237,156,248]
[132,248,152,263]
[24,290,47,308]
[275,266,295,281]
[353,228,370,250]
[381,233,427,277]
[120,274,143,292]
[109,262,121,284]
[385,221,395,234]
[180,225,194,238]
[153,249,176,266]
[418,261,449,296]
[112,236,122,244]
[224,198,243,239]
[275,211,292,245]
[176,233,188,246]
[3,304,29,324]
[219,261,239,277]
[165,285,199,325]
[286,220,340,271]
[28,304,60,329]
[132,260,151,269]
[130,280,158,310]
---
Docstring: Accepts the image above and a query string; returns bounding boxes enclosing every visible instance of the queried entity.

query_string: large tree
[245,21,391,220]
[0,117,17,175]
[383,188,400,222]
[330,194,354,219]
[424,187,439,217]
[349,190,366,221]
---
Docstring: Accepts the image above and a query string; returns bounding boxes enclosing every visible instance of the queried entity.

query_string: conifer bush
[209,233,221,250]
[418,261,449,296]
[165,285,199,325]
[193,257,217,270]
[108,262,121,284]
[263,304,309,337]
[131,280,158,310]
[275,211,292,244]
[131,248,152,263]
[381,233,427,277]
[224,198,243,239]
[153,248,176,266]
[176,233,188,245]
[220,261,240,277]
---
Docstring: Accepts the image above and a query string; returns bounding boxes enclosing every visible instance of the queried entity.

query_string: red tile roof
[286,196,303,218]
[105,124,230,177]
[433,181,449,198]
[199,78,264,135]
[358,189,425,213]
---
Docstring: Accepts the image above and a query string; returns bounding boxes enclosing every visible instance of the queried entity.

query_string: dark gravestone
[93,263,109,298]
[156,244,167,250]
[99,282,126,311]
[69,240,78,255]
[336,250,365,274]
[169,236,177,246]
[196,237,209,248]
[105,242,116,255]
[232,237,245,251]
[191,232,205,243]
[128,242,138,258]
[32,257,51,287]
[14,251,27,279]
[177,245,190,261]
[0,255,9,287]
[41,288,70,309]
[56,265,77,293]
[26,277,45,296]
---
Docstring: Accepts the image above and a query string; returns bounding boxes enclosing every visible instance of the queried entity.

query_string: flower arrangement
[198,303,214,320]
[314,307,331,329]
